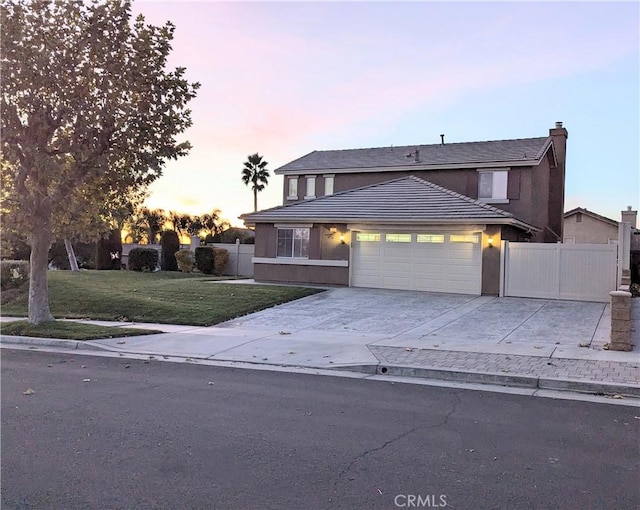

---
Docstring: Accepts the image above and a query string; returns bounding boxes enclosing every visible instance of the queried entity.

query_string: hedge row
[128,248,159,272]
[161,231,180,271]
[194,247,228,275]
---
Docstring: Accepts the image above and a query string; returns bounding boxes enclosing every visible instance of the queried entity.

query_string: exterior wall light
[487,236,494,247]
[340,233,346,244]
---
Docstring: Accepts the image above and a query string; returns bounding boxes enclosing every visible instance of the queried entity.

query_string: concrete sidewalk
[2,289,639,397]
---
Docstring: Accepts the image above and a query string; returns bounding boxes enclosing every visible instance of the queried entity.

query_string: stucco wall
[279,162,560,243]
[481,226,502,295]
[254,263,349,286]
[563,215,618,244]
[252,223,350,286]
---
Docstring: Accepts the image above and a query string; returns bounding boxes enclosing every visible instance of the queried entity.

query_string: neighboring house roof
[241,176,539,231]
[564,207,618,227]
[275,136,554,175]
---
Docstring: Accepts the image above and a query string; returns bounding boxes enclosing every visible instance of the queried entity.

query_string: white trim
[479,199,510,204]
[348,223,488,232]
[476,167,510,173]
[253,257,348,267]
[274,223,313,228]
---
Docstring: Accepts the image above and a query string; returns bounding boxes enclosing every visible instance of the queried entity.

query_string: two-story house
[240,122,568,295]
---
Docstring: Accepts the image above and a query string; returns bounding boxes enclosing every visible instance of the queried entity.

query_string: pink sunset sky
[132,0,639,227]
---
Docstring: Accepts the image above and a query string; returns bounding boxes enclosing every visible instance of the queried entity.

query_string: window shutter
[507,169,520,199]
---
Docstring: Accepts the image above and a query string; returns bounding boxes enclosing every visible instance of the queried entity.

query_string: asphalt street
[1,349,639,510]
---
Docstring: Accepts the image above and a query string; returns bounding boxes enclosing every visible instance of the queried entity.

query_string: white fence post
[499,240,507,297]
[235,238,240,277]
[617,222,631,288]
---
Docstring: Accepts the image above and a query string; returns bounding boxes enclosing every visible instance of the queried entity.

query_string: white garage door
[351,231,482,295]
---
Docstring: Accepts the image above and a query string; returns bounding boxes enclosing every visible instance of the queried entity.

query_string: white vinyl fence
[501,242,617,302]
[206,242,254,277]
[121,241,255,277]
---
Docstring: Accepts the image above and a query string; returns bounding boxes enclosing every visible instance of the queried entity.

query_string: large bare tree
[1,0,200,323]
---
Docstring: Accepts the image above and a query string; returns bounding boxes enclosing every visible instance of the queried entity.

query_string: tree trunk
[253,189,258,212]
[28,223,55,325]
[64,238,80,271]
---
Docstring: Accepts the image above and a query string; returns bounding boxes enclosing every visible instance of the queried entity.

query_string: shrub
[195,246,214,274]
[1,260,29,291]
[220,228,255,244]
[203,233,221,244]
[95,230,122,270]
[128,248,159,272]
[213,248,229,276]
[175,249,195,273]
[160,231,180,271]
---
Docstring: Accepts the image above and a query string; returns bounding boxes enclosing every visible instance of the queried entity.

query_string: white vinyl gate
[502,242,617,302]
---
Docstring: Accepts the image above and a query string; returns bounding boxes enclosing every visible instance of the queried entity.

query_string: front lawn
[1,271,323,326]
[1,320,162,340]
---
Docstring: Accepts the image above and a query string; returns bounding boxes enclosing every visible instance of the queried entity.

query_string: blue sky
[132,0,639,226]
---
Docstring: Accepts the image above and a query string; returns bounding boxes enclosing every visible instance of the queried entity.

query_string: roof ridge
[306,136,550,154]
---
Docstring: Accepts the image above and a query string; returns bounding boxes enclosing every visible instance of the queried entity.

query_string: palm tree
[241,153,270,212]
[200,209,230,241]
[138,207,166,244]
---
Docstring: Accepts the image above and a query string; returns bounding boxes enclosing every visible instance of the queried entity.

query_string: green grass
[1,270,323,326]
[1,320,162,340]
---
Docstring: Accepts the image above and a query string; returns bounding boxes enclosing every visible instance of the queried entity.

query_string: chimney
[414,149,420,163]
[621,206,637,229]
[549,121,568,139]
[440,134,445,145]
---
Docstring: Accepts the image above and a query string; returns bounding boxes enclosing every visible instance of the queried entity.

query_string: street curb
[1,335,110,352]
[352,364,640,397]
[538,377,640,398]
[3,336,638,398]
[374,364,539,389]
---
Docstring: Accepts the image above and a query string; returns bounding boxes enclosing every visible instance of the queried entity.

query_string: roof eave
[242,216,540,232]
[274,159,542,176]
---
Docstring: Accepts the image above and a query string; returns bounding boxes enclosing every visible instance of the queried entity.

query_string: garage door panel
[383,277,413,289]
[352,231,482,295]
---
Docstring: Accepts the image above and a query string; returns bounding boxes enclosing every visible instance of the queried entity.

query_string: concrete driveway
[214,287,611,359]
[81,287,620,368]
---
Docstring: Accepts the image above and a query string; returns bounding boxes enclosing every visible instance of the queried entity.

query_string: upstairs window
[305,176,316,199]
[478,170,508,201]
[324,175,334,196]
[277,228,309,258]
[287,177,299,200]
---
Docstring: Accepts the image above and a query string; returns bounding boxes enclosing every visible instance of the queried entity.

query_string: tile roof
[241,176,537,231]
[275,137,552,174]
